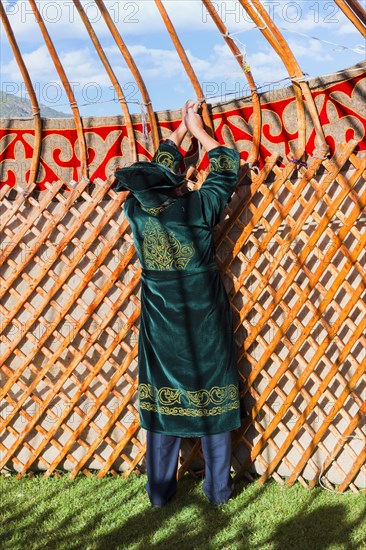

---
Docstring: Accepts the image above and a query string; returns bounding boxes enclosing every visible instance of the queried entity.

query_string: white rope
[201,74,305,102]
[315,65,366,80]
[221,31,251,72]
[15,65,364,116]
[40,97,147,109]
[291,75,308,83]
[139,101,149,140]
[280,26,366,54]
[222,26,266,37]
[220,21,365,55]
[201,60,364,103]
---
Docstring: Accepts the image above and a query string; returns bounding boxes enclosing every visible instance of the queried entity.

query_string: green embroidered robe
[122,142,242,436]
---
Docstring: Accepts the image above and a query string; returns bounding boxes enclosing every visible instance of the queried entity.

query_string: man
[114,100,242,507]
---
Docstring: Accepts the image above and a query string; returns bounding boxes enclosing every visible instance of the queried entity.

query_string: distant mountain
[0,91,71,118]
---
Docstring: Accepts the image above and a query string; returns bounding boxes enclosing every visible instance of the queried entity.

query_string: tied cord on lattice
[288,157,308,169]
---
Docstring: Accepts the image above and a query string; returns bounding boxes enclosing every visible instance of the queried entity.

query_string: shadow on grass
[266,501,365,550]
[92,476,264,549]
[0,472,139,549]
[0,473,262,549]
[1,472,365,550]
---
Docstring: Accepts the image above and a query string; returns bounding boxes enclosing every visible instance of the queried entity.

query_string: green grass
[0,472,365,550]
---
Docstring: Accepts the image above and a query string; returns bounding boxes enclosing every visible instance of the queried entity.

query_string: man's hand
[182,99,198,128]
[183,100,204,136]
[166,100,202,148]
[167,101,195,147]
[168,99,221,152]
[183,99,221,151]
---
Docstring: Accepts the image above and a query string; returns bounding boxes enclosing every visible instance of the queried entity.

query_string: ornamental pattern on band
[152,150,176,170]
[210,154,238,172]
[140,203,173,216]
[141,218,195,270]
[139,383,239,414]
[139,401,240,417]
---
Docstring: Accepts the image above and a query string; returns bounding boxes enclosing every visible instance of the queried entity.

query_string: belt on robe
[141,262,219,280]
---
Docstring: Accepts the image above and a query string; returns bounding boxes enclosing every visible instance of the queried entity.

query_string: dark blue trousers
[145,430,235,506]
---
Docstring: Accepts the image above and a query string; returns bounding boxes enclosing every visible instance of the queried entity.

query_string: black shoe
[150,491,175,508]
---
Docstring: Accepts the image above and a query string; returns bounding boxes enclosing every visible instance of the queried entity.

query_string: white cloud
[1,0,359,47]
[59,48,124,86]
[1,36,287,106]
[1,43,131,87]
[2,44,54,81]
[131,47,182,79]
[0,0,218,44]
[1,0,361,113]
[338,21,364,35]
[106,44,183,79]
[288,39,332,61]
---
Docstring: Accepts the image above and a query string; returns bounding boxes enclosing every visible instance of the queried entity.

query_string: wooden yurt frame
[0,1,365,492]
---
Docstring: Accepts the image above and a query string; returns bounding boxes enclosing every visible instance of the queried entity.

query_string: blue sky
[1,0,365,117]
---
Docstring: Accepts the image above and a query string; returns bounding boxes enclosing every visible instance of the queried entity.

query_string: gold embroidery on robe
[158,387,182,405]
[142,218,195,270]
[138,383,239,416]
[152,150,176,169]
[186,389,210,407]
[139,401,240,417]
[139,383,156,401]
[140,203,173,216]
[210,154,238,172]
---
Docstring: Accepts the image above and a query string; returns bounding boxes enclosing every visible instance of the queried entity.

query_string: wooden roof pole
[334,0,366,38]
[28,0,88,180]
[94,0,159,151]
[238,0,306,158]
[346,0,366,24]
[241,0,329,158]
[155,0,214,135]
[201,0,261,166]
[73,0,137,162]
[0,1,41,187]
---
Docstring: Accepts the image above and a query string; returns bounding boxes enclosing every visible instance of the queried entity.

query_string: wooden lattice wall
[0,140,364,491]
[1,0,365,492]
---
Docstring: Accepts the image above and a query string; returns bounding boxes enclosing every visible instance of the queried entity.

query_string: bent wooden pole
[155,0,214,135]
[202,0,261,166]
[74,0,137,162]
[238,0,306,158]
[28,0,88,179]
[335,0,366,38]
[0,2,41,186]
[242,0,329,158]
[94,0,159,151]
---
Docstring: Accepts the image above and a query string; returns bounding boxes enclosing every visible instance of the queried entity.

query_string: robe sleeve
[198,145,240,227]
[151,140,184,174]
